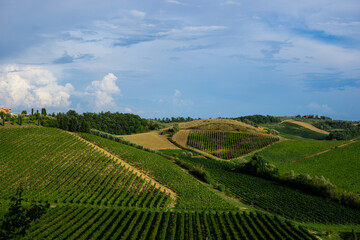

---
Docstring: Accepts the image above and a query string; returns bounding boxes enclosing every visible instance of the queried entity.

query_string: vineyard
[1,126,352,239]
[24,206,316,240]
[0,128,172,207]
[187,130,279,159]
[176,154,360,224]
[276,140,360,193]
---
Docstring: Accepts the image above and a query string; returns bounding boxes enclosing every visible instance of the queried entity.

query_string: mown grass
[276,141,360,193]
[79,133,238,210]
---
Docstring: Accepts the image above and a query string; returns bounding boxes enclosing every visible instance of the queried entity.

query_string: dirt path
[66,131,178,205]
[289,139,357,163]
[120,131,179,150]
[283,120,329,135]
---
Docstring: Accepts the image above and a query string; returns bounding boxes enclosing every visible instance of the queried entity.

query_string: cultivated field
[120,130,179,150]
[276,141,360,192]
[1,119,359,239]
[187,130,279,159]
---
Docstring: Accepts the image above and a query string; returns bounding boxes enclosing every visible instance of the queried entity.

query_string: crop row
[178,156,360,224]
[187,130,279,159]
[79,132,238,210]
[25,206,316,240]
[0,128,170,208]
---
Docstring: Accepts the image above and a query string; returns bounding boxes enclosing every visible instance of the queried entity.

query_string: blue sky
[1,0,359,120]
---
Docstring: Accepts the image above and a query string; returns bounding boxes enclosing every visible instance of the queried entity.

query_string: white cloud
[307,102,334,114]
[173,89,192,106]
[0,64,73,109]
[125,107,132,113]
[174,89,181,98]
[164,0,184,5]
[129,10,146,19]
[158,25,227,39]
[86,73,120,109]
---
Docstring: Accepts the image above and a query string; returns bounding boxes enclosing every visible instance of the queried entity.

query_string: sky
[0,0,359,120]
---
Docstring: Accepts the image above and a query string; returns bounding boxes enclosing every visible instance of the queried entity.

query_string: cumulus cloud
[0,64,73,109]
[125,107,132,113]
[86,73,120,109]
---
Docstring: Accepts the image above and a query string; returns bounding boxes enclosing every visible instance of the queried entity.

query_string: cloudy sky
[1,0,359,120]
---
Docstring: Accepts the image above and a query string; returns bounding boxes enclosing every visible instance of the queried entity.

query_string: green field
[245,139,348,164]
[276,141,360,193]
[174,153,360,224]
[187,130,279,159]
[263,122,328,140]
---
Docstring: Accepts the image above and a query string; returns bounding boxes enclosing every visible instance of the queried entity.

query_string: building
[0,107,11,114]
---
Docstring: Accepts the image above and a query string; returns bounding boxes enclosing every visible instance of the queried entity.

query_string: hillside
[1,125,359,239]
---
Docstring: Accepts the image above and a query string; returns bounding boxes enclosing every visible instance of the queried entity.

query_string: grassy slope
[263,122,328,140]
[277,141,360,193]
[175,154,360,224]
[246,139,348,164]
[79,133,237,210]
[0,127,171,207]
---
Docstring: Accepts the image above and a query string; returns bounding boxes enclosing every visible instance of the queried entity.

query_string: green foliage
[41,108,47,116]
[79,119,91,133]
[0,112,4,126]
[233,115,281,125]
[41,117,58,128]
[0,187,47,239]
[187,130,279,159]
[239,154,279,178]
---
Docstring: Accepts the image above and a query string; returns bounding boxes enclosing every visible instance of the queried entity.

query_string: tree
[79,119,91,133]
[68,117,78,132]
[35,112,41,126]
[18,115,23,126]
[0,186,48,239]
[41,108,47,116]
[0,112,5,126]
[21,110,27,115]
[31,108,34,116]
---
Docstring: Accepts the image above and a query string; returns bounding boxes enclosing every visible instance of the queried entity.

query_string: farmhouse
[0,107,11,114]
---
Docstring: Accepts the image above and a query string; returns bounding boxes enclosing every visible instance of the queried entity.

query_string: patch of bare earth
[287,120,330,135]
[67,131,178,205]
[172,130,190,148]
[120,131,179,150]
